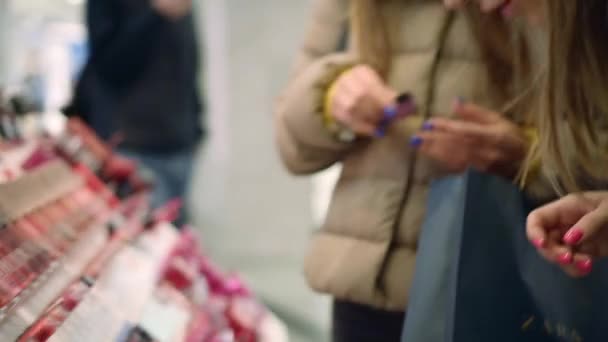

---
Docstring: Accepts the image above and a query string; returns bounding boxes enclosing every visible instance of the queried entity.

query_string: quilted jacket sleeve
[274,0,359,175]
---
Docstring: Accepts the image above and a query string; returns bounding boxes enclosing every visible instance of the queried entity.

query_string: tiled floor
[189,2,331,341]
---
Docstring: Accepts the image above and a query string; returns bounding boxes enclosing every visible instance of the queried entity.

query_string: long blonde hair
[352,0,608,193]
[350,0,393,77]
[529,0,608,192]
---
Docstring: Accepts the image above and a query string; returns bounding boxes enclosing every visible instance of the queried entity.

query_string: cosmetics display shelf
[47,223,179,342]
[0,114,288,341]
[0,160,118,341]
[0,223,107,341]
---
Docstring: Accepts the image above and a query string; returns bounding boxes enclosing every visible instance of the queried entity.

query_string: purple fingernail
[422,121,433,131]
[375,127,386,138]
[383,106,398,121]
[410,136,423,147]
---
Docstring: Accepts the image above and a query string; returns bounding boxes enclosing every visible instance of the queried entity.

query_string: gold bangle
[322,67,354,125]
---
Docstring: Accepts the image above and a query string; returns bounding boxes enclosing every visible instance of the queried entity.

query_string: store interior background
[0,0,339,341]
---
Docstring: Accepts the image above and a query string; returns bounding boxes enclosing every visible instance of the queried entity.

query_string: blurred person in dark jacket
[65,0,205,223]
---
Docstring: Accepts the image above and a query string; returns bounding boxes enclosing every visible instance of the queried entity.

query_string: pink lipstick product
[26,211,69,254]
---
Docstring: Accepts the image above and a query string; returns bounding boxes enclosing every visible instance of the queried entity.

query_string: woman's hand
[527,192,608,277]
[412,99,527,177]
[329,65,397,137]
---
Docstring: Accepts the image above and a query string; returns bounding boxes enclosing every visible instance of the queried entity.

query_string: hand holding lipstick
[527,192,608,277]
[328,65,399,137]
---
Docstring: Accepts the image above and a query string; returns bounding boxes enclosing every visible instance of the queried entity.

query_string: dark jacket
[66,0,204,152]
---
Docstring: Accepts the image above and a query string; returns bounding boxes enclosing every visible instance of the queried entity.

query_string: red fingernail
[563,228,584,246]
[557,252,573,265]
[575,258,593,274]
[531,238,545,249]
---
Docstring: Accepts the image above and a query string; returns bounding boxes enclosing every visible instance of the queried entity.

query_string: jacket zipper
[375,12,456,299]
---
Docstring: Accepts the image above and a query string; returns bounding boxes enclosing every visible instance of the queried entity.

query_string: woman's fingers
[526,197,578,246]
[560,253,594,278]
[343,77,389,123]
[352,67,398,107]
[341,113,376,136]
[333,97,383,137]
[527,200,582,272]
[543,230,574,265]
[329,64,397,136]
[415,130,470,172]
[534,230,579,277]
[527,194,595,243]
[415,125,504,173]
[527,195,598,265]
[527,193,608,277]
[526,214,549,250]
[425,118,489,144]
[563,201,608,247]
[453,99,501,125]
[572,231,608,259]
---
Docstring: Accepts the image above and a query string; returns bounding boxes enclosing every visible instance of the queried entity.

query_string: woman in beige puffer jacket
[275,0,553,340]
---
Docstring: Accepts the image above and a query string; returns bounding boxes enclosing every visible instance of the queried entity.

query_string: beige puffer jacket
[275,0,555,312]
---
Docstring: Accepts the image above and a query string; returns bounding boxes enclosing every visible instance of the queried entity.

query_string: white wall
[7,0,81,21]
[0,0,8,83]
[1,0,82,83]
[1,0,84,112]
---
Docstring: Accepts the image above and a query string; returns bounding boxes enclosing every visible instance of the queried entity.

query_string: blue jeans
[119,146,197,226]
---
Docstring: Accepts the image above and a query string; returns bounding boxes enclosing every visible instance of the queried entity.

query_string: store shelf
[0,117,288,342]
[49,224,179,342]
[0,224,107,341]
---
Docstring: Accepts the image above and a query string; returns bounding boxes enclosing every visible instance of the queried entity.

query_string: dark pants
[332,300,405,342]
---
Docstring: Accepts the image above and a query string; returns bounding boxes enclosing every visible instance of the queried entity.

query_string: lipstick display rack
[0,115,287,342]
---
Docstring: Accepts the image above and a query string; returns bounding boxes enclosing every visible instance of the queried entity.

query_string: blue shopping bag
[402,170,608,342]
